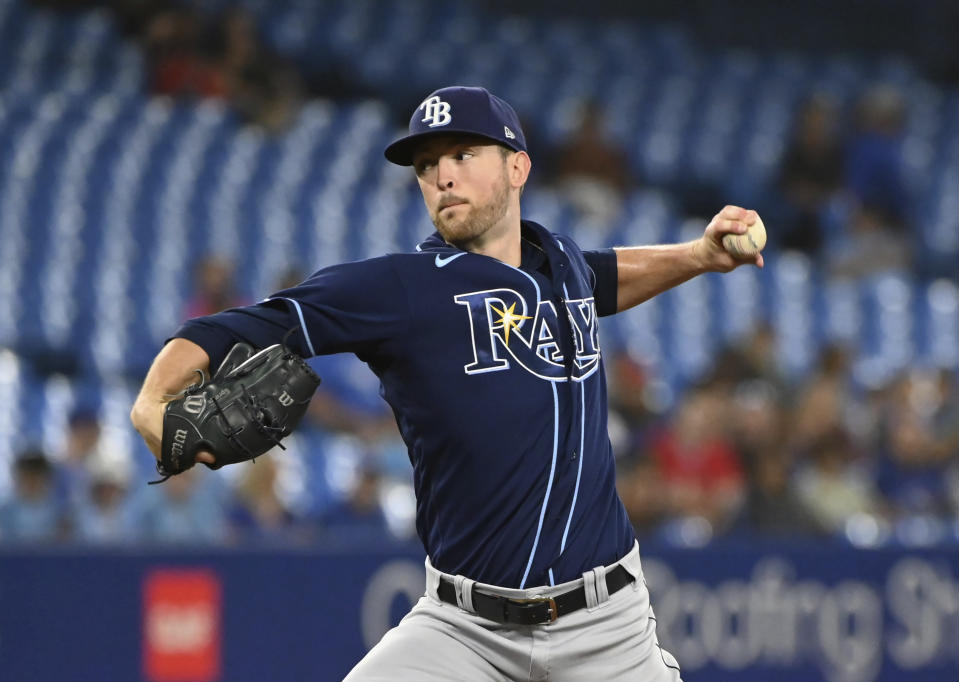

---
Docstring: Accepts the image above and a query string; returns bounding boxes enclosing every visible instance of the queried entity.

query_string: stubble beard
[432,170,510,249]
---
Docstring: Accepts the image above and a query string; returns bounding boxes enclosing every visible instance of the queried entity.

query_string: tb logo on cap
[420,96,452,127]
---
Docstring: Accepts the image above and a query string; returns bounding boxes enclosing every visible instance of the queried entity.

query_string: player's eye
[414,160,435,175]
[454,151,474,161]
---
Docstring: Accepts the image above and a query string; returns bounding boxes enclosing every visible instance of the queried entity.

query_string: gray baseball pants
[345,542,682,681]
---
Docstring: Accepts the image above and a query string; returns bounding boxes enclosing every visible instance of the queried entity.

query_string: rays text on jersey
[454,288,600,381]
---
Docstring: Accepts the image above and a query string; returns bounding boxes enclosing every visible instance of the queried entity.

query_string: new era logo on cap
[384,86,528,166]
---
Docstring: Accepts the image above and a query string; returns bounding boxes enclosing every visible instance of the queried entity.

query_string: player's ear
[508,151,531,190]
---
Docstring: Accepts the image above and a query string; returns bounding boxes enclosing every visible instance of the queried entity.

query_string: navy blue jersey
[175,220,636,588]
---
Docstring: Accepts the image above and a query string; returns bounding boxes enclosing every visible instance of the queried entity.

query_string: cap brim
[384,130,522,166]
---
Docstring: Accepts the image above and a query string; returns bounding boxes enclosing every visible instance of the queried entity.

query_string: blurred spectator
[646,385,745,534]
[794,427,882,534]
[708,322,790,399]
[789,343,857,454]
[145,6,228,99]
[0,449,68,543]
[617,454,667,537]
[826,202,913,278]
[319,464,394,545]
[184,255,244,319]
[727,381,824,537]
[54,407,102,506]
[130,468,227,544]
[876,369,959,522]
[227,457,310,545]
[73,451,134,544]
[606,350,661,468]
[844,85,911,231]
[134,4,304,131]
[738,449,825,538]
[553,100,635,225]
[728,379,785,466]
[776,93,844,254]
[209,7,304,132]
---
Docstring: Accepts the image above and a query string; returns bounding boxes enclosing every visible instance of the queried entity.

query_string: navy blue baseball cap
[384,86,527,166]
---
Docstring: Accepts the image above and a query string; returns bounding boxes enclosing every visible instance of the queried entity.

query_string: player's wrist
[688,239,712,274]
[129,398,164,450]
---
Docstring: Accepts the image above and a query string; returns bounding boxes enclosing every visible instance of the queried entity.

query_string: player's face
[412,136,514,249]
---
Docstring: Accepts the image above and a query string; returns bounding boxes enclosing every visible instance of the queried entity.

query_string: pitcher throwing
[131,86,764,680]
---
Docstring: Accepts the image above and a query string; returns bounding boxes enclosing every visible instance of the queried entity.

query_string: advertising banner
[0,543,956,681]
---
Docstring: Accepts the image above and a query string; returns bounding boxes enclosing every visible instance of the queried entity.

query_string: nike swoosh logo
[435,253,466,268]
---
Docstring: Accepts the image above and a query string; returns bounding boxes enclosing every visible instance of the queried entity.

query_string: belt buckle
[511,596,558,624]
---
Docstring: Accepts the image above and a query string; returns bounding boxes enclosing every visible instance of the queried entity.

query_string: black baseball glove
[150,341,321,483]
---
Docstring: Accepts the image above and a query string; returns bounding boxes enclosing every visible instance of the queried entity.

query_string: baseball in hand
[722,215,766,258]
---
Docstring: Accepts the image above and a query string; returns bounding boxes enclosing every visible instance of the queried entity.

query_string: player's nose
[435,156,456,189]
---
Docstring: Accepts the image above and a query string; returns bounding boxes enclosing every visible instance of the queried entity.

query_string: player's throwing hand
[696,204,766,272]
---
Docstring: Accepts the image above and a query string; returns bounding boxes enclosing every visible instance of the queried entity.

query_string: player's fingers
[196,450,216,465]
[714,218,748,235]
[718,205,748,221]
[755,253,764,268]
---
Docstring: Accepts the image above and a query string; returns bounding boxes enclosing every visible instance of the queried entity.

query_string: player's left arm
[613,205,763,313]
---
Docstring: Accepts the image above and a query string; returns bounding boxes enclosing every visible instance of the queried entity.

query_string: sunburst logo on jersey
[489,302,531,345]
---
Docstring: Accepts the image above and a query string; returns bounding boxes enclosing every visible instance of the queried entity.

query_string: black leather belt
[436,564,634,625]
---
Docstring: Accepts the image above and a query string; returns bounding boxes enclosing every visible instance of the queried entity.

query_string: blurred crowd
[32,0,371,132]
[0,255,416,548]
[770,86,918,278]
[4,318,957,550]
[613,330,959,547]
[3,252,958,551]
[3,2,957,551]
[28,1,940,284]
[545,83,929,281]
[29,0,934,274]
[0,399,412,547]
[130,0,309,133]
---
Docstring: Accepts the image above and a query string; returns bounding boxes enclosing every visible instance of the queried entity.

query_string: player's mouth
[438,198,468,212]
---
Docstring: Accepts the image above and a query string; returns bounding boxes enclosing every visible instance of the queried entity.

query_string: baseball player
[131,86,763,680]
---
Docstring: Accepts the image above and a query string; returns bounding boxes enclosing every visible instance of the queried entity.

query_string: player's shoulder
[295,254,406,294]
[383,248,470,277]
[384,231,468,268]
[313,253,399,277]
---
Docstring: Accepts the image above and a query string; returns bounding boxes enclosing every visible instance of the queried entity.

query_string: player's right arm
[130,338,211,461]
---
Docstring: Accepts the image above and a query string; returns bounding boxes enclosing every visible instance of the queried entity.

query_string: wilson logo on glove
[183,395,206,415]
[150,340,321,484]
